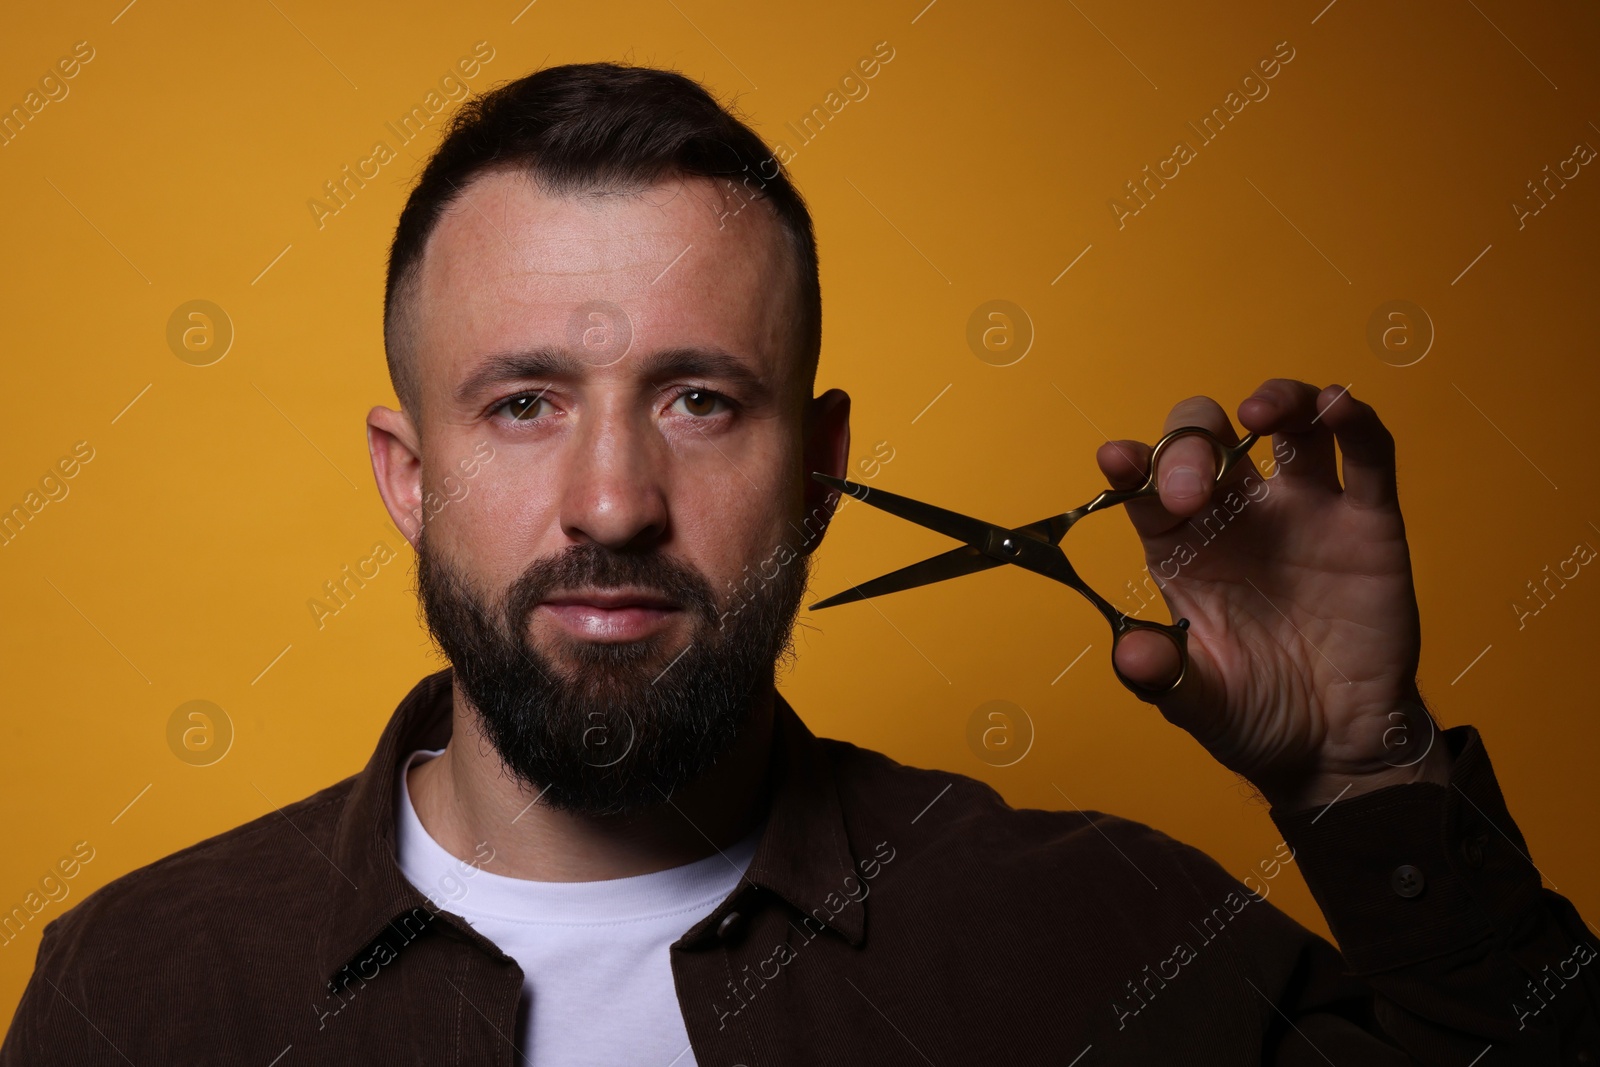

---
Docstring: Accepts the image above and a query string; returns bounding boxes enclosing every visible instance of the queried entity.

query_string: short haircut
[382,61,822,414]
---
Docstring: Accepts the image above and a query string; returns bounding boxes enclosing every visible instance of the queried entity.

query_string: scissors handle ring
[1144,426,1262,496]
[1067,426,1259,525]
[1109,615,1190,697]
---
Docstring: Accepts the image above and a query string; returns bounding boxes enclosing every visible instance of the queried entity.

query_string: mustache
[501,542,720,633]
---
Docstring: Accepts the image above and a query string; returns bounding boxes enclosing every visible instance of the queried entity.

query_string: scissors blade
[811,473,1002,551]
[809,473,1078,609]
[810,543,1003,609]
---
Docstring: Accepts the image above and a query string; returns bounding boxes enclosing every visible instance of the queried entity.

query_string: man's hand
[1097,379,1452,813]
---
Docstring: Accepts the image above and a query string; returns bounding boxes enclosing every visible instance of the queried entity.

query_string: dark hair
[382,61,821,412]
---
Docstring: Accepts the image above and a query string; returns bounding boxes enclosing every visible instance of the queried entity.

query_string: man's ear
[367,405,425,548]
[800,388,851,555]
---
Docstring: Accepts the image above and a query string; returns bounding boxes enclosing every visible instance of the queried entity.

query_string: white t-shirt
[395,748,760,1066]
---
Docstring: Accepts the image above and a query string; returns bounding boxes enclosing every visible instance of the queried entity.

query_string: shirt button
[717,911,745,943]
[1391,864,1425,898]
[1461,835,1485,868]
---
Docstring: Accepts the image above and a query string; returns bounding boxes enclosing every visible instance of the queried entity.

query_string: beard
[415,530,811,818]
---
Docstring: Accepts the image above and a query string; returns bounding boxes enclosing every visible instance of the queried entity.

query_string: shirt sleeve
[1266,724,1600,1064]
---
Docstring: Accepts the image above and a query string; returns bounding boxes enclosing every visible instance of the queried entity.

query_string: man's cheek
[433,473,546,576]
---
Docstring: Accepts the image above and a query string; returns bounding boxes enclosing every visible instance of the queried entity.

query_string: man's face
[370,168,848,815]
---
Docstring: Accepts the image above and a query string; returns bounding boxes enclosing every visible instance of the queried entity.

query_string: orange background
[3,0,1597,1025]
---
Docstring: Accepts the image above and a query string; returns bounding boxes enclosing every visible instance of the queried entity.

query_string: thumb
[1111,626,1185,698]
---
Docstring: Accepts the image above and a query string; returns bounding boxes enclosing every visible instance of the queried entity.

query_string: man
[2,62,1594,1066]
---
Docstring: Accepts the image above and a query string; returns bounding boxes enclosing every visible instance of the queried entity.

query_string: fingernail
[1167,467,1204,497]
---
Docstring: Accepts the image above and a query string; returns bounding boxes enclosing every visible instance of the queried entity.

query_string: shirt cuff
[1269,725,1544,974]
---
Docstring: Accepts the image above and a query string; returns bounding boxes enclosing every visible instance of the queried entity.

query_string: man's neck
[406,682,776,881]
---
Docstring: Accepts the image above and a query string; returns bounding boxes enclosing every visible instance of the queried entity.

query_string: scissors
[809,426,1261,697]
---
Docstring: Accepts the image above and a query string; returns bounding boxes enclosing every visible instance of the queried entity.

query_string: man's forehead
[420,169,778,290]
[407,168,799,395]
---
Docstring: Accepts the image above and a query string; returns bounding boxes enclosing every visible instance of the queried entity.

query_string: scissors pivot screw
[1000,538,1019,555]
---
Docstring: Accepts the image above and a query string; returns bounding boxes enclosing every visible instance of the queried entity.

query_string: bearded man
[3,62,1594,1067]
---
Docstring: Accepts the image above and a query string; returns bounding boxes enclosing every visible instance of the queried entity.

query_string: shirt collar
[316,668,864,986]
[743,685,868,946]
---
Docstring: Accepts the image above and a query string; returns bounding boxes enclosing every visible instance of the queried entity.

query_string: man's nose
[558,407,670,550]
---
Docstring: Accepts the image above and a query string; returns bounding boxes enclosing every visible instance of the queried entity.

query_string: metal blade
[809,471,1079,609]
[811,473,1001,549]
[810,543,1003,609]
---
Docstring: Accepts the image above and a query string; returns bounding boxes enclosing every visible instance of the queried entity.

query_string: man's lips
[536,589,682,642]
[542,589,680,611]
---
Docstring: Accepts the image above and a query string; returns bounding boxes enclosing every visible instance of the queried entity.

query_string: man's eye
[495,393,550,421]
[672,389,728,418]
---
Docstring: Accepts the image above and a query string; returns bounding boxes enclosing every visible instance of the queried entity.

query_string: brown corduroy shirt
[3,667,1597,1064]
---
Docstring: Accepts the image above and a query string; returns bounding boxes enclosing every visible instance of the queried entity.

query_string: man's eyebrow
[452,347,580,406]
[641,347,771,399]
[451,345,772,406]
